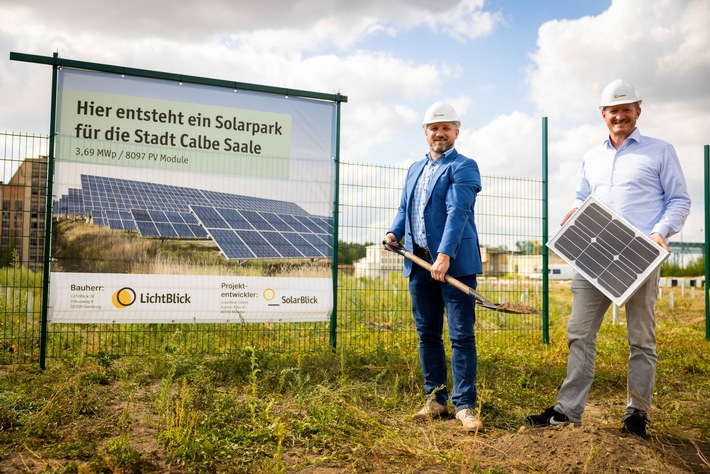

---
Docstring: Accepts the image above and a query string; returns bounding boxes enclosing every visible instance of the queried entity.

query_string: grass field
[0,279,708,473]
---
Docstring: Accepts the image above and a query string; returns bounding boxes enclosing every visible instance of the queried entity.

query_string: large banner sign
[51,273,332,323]
[49,68,337,323]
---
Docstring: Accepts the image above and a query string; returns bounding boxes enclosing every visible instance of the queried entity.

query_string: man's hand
[431,253,450,282]
[383,232,398,249]
[561,208,578,226]
[650,232,669,251]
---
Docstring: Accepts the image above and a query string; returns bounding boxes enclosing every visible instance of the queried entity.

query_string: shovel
[383,242,539,314]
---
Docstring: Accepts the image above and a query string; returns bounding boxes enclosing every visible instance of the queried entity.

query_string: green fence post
[705,145,709,341]
[330,100,343,351]
[541,117,549,344]
[39,53,60,369]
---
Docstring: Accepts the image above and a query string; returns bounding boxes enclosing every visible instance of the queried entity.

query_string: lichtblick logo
[112,287,136,308]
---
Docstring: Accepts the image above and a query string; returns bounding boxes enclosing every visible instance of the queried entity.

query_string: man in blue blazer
[383,101,483,433]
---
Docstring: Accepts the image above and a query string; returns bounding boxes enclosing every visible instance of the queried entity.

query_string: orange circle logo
[112,287,136,308]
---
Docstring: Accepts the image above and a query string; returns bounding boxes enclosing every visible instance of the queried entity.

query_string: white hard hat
[422,101,460,128]
[599,79,642,110]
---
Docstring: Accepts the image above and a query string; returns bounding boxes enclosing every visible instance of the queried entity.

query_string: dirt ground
[475,423,708,473]
[2,397,709,473]
[291,403,710,474]
[454,404,709,474]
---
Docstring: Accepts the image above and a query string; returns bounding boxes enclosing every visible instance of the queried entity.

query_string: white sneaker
[456,408,483,432]
[413,401,449,420]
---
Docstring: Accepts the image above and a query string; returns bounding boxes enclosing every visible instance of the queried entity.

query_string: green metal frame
[330,103,342,350]
[705,145,709,341]
[10,52,348,104]
[541,117,550,344]
[38,53,60,370]
[10,51,348,367]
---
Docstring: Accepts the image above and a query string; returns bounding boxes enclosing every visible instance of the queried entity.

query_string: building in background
[353,244,403,279]
[0,156,47,270]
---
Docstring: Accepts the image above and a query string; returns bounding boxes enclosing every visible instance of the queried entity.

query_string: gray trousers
[555,269,660,424]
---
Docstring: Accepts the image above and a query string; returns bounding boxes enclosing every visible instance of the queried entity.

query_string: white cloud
[461,111,539,177]
[528,0,710,121]
[0,0,497,165]
[1,0,707,245]
[525,0,710,242]
[0,0,502,50]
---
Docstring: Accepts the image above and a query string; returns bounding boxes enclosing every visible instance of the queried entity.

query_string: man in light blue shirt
[527,79,691,438]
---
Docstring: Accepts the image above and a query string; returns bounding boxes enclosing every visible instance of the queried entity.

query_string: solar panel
[57,188,85,215]
[278,214,310,233]
[210,229,255,259]
[155,222,178,237]
[217,208,253,230]
[261,212,294,232]
[190,225,209,238]
[547,196,669,306]
[54,174,332,260]
[294,215,327,234]
[135,220,160,237]
[191,206,229,229]
[281,232,321,257]
[191,205,331,260]
[264,231,305,257]
[237,210,275,231]
[302,233,331,257]
[235,230,281,258]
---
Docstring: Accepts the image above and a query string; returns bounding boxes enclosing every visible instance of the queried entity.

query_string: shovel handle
[383,242,498,309]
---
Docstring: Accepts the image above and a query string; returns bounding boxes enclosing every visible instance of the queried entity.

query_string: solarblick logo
[112,287,136,308]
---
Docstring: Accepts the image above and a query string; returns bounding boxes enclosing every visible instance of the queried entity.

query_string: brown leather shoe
[413,401,449,420]
[456,408,483,432]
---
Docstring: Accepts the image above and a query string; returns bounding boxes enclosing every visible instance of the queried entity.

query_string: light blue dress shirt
[411,150,449,248]
[573,128,690,238]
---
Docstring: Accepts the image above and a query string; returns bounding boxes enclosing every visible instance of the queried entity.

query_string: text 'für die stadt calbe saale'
[71,99,286,164]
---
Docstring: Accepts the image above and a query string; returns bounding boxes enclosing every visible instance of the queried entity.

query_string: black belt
[413,244,431,259]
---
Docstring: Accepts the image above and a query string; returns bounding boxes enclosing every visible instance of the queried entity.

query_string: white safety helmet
[599,79,642,110]
[422,101,461,128]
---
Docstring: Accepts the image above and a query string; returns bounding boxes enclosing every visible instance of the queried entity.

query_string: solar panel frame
[546,196,669,306]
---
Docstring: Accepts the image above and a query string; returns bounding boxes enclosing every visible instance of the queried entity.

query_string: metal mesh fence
[1,132,543,364]
[0,133,48,363]
[336,162,544,352]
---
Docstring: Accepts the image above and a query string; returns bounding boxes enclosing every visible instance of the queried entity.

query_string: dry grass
[0,284,707,473]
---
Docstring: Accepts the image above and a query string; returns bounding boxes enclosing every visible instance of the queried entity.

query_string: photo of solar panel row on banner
[53,175,333,260]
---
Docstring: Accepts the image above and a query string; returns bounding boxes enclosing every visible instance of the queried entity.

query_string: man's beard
[430,141,452,154]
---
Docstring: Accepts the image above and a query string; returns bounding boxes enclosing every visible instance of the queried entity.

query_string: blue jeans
[409,264,478,411]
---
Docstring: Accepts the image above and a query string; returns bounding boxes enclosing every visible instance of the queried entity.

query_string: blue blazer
[389,149,482,278]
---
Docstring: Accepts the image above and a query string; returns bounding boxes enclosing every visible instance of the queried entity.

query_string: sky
[1,0,708,244]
